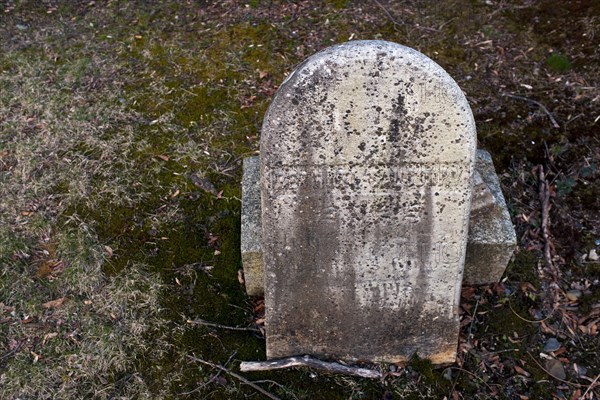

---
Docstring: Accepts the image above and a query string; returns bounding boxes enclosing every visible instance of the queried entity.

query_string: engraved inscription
[267,162,469,193]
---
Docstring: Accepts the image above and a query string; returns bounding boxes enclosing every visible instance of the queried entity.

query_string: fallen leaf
[541,321,556,334]
[31,351,41,363]
[253,300,265,314]
[43,332,58,344]
[35,260,65,279]
[259,70,268,79]
[554,347,566,356]
[461,286,476,300]
[520,282,537,292]
[515,365,531,377]
[214,375,228,386]
[207,233,219,246]
[240,95,257,109]
[237,269,245,285]
[9,338,19,351]
[35,263,53,278]
[42,297,66,309]
[156,154,169,161]
[569,389,581,400]
[104,245,113,258]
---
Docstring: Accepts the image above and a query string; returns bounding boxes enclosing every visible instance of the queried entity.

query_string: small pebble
[574,364,587,377]
[566,289,582,301]
[543,337,561,352]
[545,358,567,380]
[442,368,453,380]
[588,249,599,261]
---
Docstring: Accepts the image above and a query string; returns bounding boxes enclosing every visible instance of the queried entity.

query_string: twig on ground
[187,318,260,332]
[526,352,585,388]
[508,296,554,323]
[503,93,560,128]
[0,341,22,362]
[188,355,281,400]
[581,373,600,399]
[538,165,558,276]
[448,367,499,394]
[178,352,237,396]
[371,0,441,33]
[240,355,382,379]
[371,0,402,31]
[450,300,479,394]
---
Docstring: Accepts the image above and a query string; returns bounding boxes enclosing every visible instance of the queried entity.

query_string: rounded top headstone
[261,40,477,364]
[261,40,476,167]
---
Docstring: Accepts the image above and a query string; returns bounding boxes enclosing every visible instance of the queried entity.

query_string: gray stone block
[241,149,515,295]
[241,156,263,297]
[463,150,517,285]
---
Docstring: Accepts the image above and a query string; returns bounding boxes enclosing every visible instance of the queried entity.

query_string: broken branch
[187,318,260,333]
[503,93,560,129]
[582,373,600,399]
[240,355,382,379]
[187,355,281,400]
[526,352,585,388]
[538,165,558,276]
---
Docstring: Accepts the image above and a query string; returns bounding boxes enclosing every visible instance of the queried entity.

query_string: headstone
[241,148,516,295]
[260,40,476,364]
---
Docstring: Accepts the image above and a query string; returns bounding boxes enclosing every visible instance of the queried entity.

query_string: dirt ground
[0,1,598,399]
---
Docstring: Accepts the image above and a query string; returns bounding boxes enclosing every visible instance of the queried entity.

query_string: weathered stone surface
[241,156,263,296]
[463,150,516,285]
[260,40,476,364]
[241,149,516,292]
[471,170,496,214]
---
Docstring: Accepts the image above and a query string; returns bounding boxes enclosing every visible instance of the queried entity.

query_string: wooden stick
[186,318,260,332]
[187,356,281,400]
[538,166,558,276]
[178,352,238,396]
[581,373,600,399]
[240,355,382,379]
[526,352,585,388]
[0,341,22,362]
[503,93,560,128]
